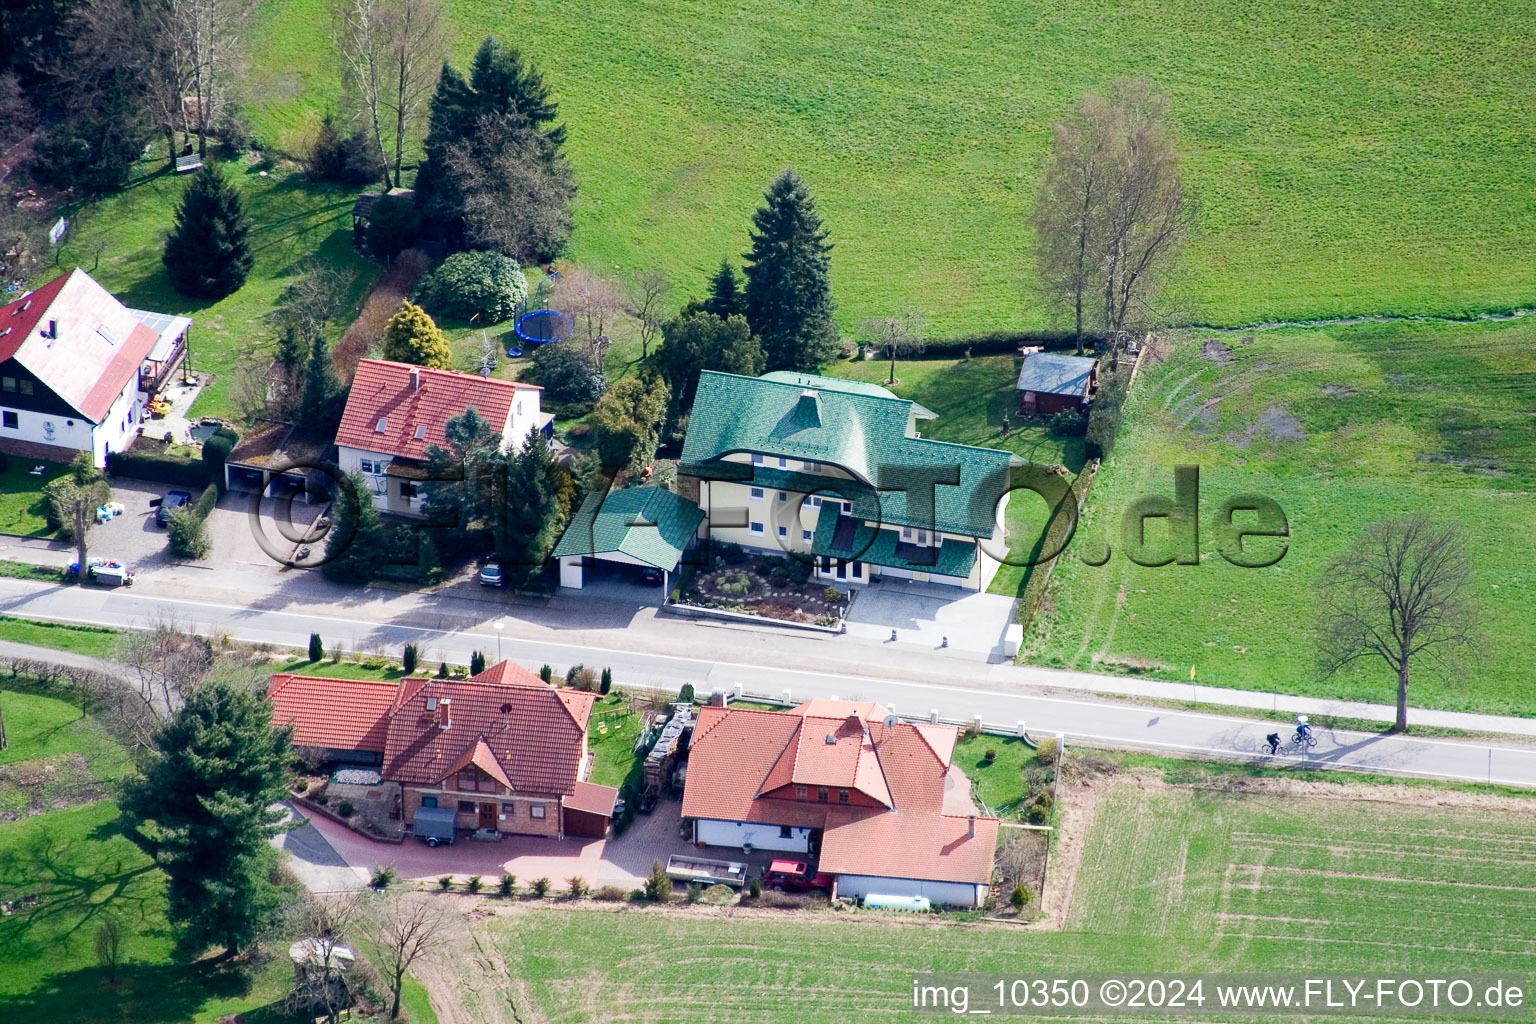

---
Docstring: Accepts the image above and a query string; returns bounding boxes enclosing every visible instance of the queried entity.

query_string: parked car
[611,794,627,818]
[763,859,834,893]
[639,567,664,586]
[154,490,192,526]
[479,562,505,587]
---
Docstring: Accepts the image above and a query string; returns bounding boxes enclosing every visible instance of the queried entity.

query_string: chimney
[796,389,822,426]
[437,698,451,730]
[410,366,421,390]
[967,815,976,838]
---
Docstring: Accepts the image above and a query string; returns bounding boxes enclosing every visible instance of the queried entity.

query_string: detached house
[334,358,550,517]
[268,659,619,840]
[681,370,1018,591]
[0,269,190,466]
[681,699,999,907]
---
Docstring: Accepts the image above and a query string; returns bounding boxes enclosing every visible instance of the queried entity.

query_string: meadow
[1027,317,1536,715]
[245,0,1536,334]
[489,779,1536,1022]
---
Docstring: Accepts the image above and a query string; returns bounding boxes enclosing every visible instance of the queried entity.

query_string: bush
[338,800,355,817]
[438,875,453,891]
[165,505,210,559]
[498,875,516,897]
[309,634,324,662]
[466,875,483,893]
[600,667,612,695]
[367,194,421,262]
[1085,372,1129,461]
[105,450,210,488]
[314,793,329,805]
[747,876,762,899]
[702,884,735,905]
[470,651,486,675]
[593,884,627,902]
[436,661,449,678]
[1034,737,1060,765]
[983,749,997,764]
[530,342,607,403]
[1024,791,1054,825]
[302,111,385,185]
[566,876,589,899]
[294,778,309,792]
[540,664,553,683]
[416,251,527,324]
[644,859,672,902]
[382,299,451,368]
[685,882,703,904]
[627,888,647,902]
[402,643,418,674]
[714,569,754,597]
[370,865,398,889]
[677,684,695,705]
[531,877,551,897]
[202,431,236,488]
[1048,408,1089,437]
[824,586,843,604]
[1010,885,1028,910]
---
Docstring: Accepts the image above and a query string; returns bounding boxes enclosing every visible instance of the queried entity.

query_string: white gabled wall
[0,370,143,467]
[693,818,812,853]
[833,873,986,908]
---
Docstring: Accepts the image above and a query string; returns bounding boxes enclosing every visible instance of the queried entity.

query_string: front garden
[680,549,845,626]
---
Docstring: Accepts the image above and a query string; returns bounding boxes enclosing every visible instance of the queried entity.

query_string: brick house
[1015,350,1097,417]
[680,698,999,907]
[269,659,618,840]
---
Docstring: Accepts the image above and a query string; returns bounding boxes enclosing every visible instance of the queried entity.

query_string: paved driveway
[842,579,1018,661]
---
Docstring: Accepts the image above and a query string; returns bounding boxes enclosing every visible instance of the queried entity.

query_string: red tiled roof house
[681,699,1000,907]
[334,358,549,518]
[269,660,617,840]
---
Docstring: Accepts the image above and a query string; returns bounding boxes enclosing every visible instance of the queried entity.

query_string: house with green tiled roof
[680,370,1020,591]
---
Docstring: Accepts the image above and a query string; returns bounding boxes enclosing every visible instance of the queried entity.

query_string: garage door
[880,566,914,580]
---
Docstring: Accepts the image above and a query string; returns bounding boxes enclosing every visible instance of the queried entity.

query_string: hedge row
[892,330,1102,361]
[106,450,212,488]
[1012,465,1097,639]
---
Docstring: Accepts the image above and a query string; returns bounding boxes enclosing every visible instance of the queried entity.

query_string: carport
[551,485,704,593]
[224,420,329,503]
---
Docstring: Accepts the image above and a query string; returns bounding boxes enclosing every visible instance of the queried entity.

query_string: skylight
[97,324,119,346]
[414,424,426,439]
[375,417,388,432]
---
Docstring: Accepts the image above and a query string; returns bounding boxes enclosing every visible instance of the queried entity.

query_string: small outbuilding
[552,485,704,591]
[1016,350,1097,417]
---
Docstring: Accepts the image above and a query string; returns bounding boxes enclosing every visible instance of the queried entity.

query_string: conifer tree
[300,334,347,438]
[499,431,564,579]
[382,300,452,368]
[322,473,390,583]
[162,165,254,299]
[702,259,743,320]
[742,169,838,372]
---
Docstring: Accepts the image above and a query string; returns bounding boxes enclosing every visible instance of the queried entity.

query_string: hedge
[889,330,1103,361]
[106,450,212,488]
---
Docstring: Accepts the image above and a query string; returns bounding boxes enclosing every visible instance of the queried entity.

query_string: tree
[499,431,564,578]
[626,269,670,359]
[322,474,390,582]
[591,376,670,474]
[742,169,838,372]
[1315,517,1478,733]
[1032,78,1189,352]
[45,453,110,578]
[861,309,925,385]
[530,340,606,404]
[381,300,451,368]
[655,312,763,412]
[309,633,324,661]
[163,164,253,299]
[361,894,446,1020]
[702,259,743,320]
[415,251,526,323]
[333,0,393,189]
[118,678,294,958]
[469,650,486,674]
[643,858,671,902]
[166,483,218,558]
[95,917,123,984]
[551,266,625,369]
[300,334,347,439]
[274,259,358,346]
[420,406,502,548]
[366,192,421,261]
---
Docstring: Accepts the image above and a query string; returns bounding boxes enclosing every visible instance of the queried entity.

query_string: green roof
[681,370,1014,538]
[551,486,704,571]
[809,503,978,578]
[759,371,936,419]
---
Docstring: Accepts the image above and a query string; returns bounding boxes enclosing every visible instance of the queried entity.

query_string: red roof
[335,358,540,461]
[268,674,397,752]
[682,700,997,886]
[564,780,620,817]
[0,269,162,422]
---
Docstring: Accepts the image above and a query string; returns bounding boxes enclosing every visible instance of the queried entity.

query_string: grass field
[0,462,68,537]
[489,779,1536,1022]
[42,155,377,422]
[0,617,120,659]
[245,0,1536,334]
[1025,318,1535,715]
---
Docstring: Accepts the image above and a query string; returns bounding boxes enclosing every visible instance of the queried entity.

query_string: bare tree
[334,0,391,189]
[860,309,925,385]
[115,622,215,722]
[286,894,364,1024]
[274,258,359,344]
[1315,517,1479,733]
[360,893,446,1020]
[43,455,110,582]
[552,264,625,369]
[626,269,671,360]
[1032,78,1189,354]
[95,917,124,984]
[381,0,447,188]
[182,0,244,157]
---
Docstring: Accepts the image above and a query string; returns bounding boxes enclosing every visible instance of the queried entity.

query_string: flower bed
[682,553,845,625]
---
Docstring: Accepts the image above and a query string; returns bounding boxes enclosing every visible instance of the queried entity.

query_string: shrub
[382,299,451,368]
[566,876,589,899]
[416,251,527,324]
[498,875,516,897]
[1085,372,1129,461]
[470,651,486,675]
[600,667,612,695]
[1010,885,1028,910]
[677,683,695,705]
[593,884,627,902]
[824,586,843,604]
[294,778,310,792]
[702,884,735,905]
[166,505,211,559]
[367,194,421,262]
[532,877,551,897]
[105,450,209,488]
[540,664,553,683]
[370,865,398,890]
[402,643,418,674]
[338,800,355,817]
[302,111,386,184]
[1035,737,1060,765]
[644,859,671,902]
[685,882,703,904]
[530,342,607,403]
[436,661,449,678]
[308,634,324,662]
[466,875,483,893]
[1048,408,1089,437]
[438,875,453,891]
[202,431,236,488]
[713,569,755,597]
[1024,791,1054,825]
[747,876,762,899]
[983,749,997,764]
[569,666,597,691]
[627,888,647,902]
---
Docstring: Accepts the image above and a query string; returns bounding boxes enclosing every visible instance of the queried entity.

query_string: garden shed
[1016,351,1097,416]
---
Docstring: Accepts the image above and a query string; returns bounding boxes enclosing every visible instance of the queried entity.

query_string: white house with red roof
[268,658,618,840]
[333,358,549,517]
[681,698,1000,907]
[0,268,189,466]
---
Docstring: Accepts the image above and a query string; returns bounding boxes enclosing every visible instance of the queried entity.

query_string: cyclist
[1294,714,1314,747]
[1265,732,1282,755]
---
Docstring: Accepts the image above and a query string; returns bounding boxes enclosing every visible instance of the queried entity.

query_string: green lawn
[0,617,120,659]
[952,735,1040,818]
[586,695,643,791]
[42,155,378,422]
[1028,317,1536,715]
[247,0,1535,333]
[492,781,1536,1021]
[0,462,68,537]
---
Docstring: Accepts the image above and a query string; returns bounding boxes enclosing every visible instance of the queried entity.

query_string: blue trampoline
[515,309,575,344]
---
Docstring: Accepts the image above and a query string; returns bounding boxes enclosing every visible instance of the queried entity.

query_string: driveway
[842,579,1018,660]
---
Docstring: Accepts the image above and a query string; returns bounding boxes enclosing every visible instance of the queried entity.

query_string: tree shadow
[0,960,265,1024]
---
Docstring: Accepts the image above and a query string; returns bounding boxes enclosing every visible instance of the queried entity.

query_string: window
[2,411,16,430]
[399,481,417,499]
[414,424,426,439]
[375,417,388,432]
[480,776,499,793]
[359,459,377,474]
[1,377,13,392]
[749,487,764,502]
[530,803,546,820]
[96,324,119,346]
[803,460,820,472]
[809,496,821,507]
[795,784,807,800]
[802,529,812,542]
[777,457,788,468]
[458,770,478,790]
[749,522,764,535]
[457,800,475,812]
[779,825,793,838]
[421,795,438,808]
[838,789,850,804]
[18,380,31,395]
[751,453,764,465]
[817,786,828,803]
[501,803,514,816]
[777,525,787,538]
[776,491,787,503]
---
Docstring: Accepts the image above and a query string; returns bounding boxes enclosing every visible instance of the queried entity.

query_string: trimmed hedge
[106,450,212,488]
[894,330,1102,361]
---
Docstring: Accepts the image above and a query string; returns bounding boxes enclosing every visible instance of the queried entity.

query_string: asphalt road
[2,577,1533,790]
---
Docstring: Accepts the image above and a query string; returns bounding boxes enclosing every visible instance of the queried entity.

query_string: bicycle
[1288,729,1317,754]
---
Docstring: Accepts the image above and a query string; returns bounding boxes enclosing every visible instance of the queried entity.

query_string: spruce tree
[382,300,452,368]
[742,169,838,372]
[299,334,346,439]
[499,431,563,580]
[322,473,389,582]
[702,259,743,319]
[162,165,254,299]
[118,680,293,958]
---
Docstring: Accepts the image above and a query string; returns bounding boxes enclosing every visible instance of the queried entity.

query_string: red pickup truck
[763,859,834,892]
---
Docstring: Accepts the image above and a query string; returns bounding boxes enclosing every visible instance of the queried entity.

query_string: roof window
[414,424,426,439]
[97,324,119,346]
[375,417,388,432]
